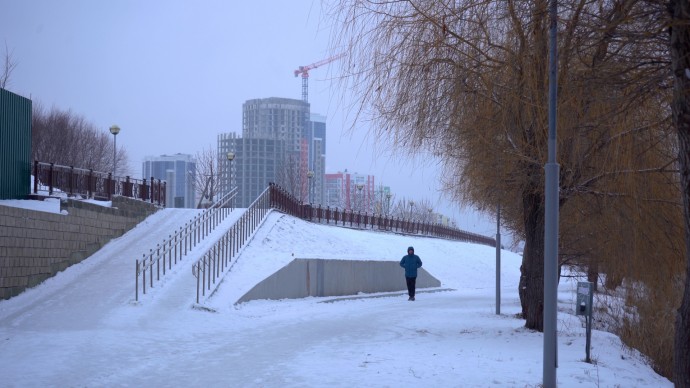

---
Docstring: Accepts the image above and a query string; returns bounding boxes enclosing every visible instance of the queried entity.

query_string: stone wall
[0,196,158,299]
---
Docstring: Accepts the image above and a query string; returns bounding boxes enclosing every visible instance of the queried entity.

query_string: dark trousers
[405,276,417,297]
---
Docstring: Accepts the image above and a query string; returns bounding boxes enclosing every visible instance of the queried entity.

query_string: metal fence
[33,161,166,206]
[268,183,496,247]
[192,186,271,303]
[135,187,238,301]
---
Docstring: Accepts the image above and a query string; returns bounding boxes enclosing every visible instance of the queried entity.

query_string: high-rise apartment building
[306,113,326,204]
[142,154,196,208]
[218,97,327,207]
[218,132,285,208]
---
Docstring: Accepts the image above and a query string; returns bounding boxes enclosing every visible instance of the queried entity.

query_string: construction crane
[294,53,345,103]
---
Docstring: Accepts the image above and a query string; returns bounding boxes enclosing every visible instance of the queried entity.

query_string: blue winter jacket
[400,254,422,278]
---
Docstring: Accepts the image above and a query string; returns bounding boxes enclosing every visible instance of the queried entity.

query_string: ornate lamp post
[307,170,314,203]
[109,125,120,175]
[356,183,364,212]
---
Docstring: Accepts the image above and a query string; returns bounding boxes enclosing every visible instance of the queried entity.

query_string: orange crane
[294,53,345,102]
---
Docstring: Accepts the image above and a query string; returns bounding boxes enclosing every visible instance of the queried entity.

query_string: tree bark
[669,0,690,385]
[519,190,546,331]
[587,258,599,292]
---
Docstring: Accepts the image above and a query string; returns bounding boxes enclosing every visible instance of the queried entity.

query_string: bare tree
[411,198,435,224]
[32,103,129,174]
[275,151,307,202]
[191,146,219,208]
[329,0,673,335]
[1,41,17,89]
[371,185,393,215]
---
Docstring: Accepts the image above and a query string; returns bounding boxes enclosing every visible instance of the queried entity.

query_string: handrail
[135,187,238,301]
[191,183,494,304]
[192,186,271,303]
[32,160,166,206]
[268,183,496,247]
[133,182,494,304]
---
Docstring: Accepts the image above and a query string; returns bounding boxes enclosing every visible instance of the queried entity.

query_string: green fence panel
[0,87,32,200]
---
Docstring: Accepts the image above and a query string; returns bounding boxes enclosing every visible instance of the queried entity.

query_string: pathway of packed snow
[0,208,672,387]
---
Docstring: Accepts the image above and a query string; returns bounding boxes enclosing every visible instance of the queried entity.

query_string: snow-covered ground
[0,201,672,387]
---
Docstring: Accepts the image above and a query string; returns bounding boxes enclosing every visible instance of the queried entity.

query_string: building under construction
[218,97,326,207]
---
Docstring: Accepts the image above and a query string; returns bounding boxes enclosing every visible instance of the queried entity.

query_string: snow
[1,197,63,214]
[0,200,672,387]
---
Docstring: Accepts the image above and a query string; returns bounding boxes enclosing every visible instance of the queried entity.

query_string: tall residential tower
[218,97,326,207]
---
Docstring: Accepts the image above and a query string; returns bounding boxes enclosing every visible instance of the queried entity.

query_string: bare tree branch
[1,41,17,89]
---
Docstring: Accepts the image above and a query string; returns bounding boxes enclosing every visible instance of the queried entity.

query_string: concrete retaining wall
[236,259,441,304]
[0,196,158,299]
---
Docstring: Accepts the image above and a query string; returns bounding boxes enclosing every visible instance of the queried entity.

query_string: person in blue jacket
[400,246,423,301]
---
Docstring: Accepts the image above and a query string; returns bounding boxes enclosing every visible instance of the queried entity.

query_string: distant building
[218,97,328,207]
[142,154,196,208]
[306,113,326,204]
[218,132,285,208]
[323,170,375,212]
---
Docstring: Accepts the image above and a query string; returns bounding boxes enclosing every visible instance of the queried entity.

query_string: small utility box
[576,281,593,316]
[576,281,594,363]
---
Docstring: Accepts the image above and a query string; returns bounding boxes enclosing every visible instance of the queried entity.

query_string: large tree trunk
[670,0,690,385]
[519,191,546,331]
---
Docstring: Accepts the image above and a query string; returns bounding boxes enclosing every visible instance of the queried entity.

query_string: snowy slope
[0,207,672,387]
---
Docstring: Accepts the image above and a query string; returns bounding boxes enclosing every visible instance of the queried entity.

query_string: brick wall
[0,196,159,299]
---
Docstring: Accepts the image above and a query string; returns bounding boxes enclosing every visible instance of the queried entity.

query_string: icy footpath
[0,208,244,328]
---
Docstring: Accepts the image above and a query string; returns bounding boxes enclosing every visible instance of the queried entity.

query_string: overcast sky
[0,0,499,237]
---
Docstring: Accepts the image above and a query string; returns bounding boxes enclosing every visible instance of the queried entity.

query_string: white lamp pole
[386,193,392,216]
[227,152,235,197]
[356,183,364,212]
[109,125,120,175]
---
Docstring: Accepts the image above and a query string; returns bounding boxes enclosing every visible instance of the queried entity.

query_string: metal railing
[268,183,496,247]
[192,186,271,303]
[33,161,166,206]
[135,187,238,301]
[133,182,494,304]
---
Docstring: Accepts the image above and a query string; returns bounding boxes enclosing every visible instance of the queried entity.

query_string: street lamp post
[544,0,560,385]
[307,170,314,203]
[356,183,364,212]
[386,193,392,216]
[227,152,235,198]
[109,125,120,175]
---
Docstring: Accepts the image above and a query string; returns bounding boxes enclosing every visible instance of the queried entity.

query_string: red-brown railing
[138,183,495,304]
[33,161,166,206]
[268,182,496,247]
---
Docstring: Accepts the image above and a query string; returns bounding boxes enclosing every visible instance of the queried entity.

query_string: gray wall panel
[237,259,441,304]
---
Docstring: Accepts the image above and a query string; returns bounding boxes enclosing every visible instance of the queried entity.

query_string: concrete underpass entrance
[236,259,441,304]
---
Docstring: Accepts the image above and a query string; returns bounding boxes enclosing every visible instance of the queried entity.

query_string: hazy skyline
[0,0,498,237]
